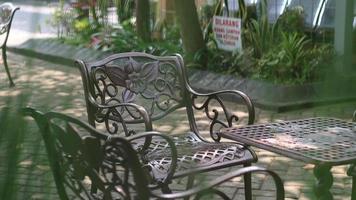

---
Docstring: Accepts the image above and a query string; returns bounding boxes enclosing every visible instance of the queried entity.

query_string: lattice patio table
[219,117,356,200]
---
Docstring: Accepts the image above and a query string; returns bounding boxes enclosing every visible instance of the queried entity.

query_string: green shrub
[50,0,336,85]
[256,33,334,84]
[244,18,280,58]
[243,0,280,58]
[110,24,183,56]
[277,6,305,34]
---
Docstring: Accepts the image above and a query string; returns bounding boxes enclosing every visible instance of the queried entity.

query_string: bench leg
[2,47,15,87]
[244,163,252,200]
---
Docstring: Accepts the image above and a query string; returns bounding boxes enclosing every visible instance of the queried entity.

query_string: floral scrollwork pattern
[90,56,184,135]
[92,57,182,116]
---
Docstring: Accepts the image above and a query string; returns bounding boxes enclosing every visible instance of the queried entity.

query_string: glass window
[245,0,258,5]
[319,0,335,28]
[267,0,288,22]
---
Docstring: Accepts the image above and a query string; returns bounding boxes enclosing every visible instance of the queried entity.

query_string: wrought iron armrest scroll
[152,166,284,200]
[126,131,178,186]
[353,110,356,122]
[88,94,153,132]
[188,87,255,142]
[91,101,157,155]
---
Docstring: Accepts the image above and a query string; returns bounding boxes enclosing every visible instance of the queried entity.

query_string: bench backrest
[77,52,194,133]
[0,3,19,47]
[26,108,150,200]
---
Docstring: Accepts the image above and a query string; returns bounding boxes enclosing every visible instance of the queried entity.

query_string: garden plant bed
[9,38,356,112]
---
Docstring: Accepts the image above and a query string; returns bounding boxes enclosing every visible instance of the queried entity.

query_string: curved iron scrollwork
[48,118,150,199]
[100,138,148,199]
[127,132,178,186]
[189,88,255,142]
[49,123,104,199]
[95,105,140,136]
[191,94,240,142]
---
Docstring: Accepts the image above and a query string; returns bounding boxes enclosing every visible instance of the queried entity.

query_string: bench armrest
[152,166,284,200]
[88,93,154,134]
[187,87,255,142]
[353,110,356,122]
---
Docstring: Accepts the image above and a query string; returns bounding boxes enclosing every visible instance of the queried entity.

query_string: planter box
[188,69,356,112]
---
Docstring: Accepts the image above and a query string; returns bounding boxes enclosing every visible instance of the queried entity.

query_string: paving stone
[255,196,277,200]
[284,185,301,199]
[299,192,317,200]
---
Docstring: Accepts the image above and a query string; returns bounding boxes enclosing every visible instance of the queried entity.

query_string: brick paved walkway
[0,52,355,199]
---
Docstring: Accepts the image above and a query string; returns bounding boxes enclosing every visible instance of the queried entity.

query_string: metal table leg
[313,164,333,200]
[347,164,356,200]
[352,176,356,200]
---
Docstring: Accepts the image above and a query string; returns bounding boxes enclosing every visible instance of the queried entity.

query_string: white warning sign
[212,16,242,52]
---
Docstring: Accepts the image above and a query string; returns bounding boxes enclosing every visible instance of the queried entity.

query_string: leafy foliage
[87,20,183,56]
[50,0,336,85]
[48,4,76,38]
[113,0,134,22]
[193,0,335,84]
[244,18,279,58]
[256,33,334,83]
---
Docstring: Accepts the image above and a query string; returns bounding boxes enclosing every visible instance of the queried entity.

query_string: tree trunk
[174,0,206,64]
[136,0,151,42]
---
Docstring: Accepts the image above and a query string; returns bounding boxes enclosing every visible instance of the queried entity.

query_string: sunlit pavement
[0,52,355,199]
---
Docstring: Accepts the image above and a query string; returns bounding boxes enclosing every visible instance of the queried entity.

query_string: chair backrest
[77,52,192,133]
[0,3,19,47]
[24,108,150,200]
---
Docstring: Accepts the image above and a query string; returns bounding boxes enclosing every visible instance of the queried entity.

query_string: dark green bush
[277,6,305,34]
[256,33,334,84]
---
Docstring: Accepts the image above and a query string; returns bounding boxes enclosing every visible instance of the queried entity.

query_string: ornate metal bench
[76,52,261,197]
[0,3,19,87]
[24,107,285,199]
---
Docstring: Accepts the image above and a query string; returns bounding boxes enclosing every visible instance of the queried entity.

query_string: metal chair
[0,3,19,87]
[24,107,285,200]
[76,52,259,197]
